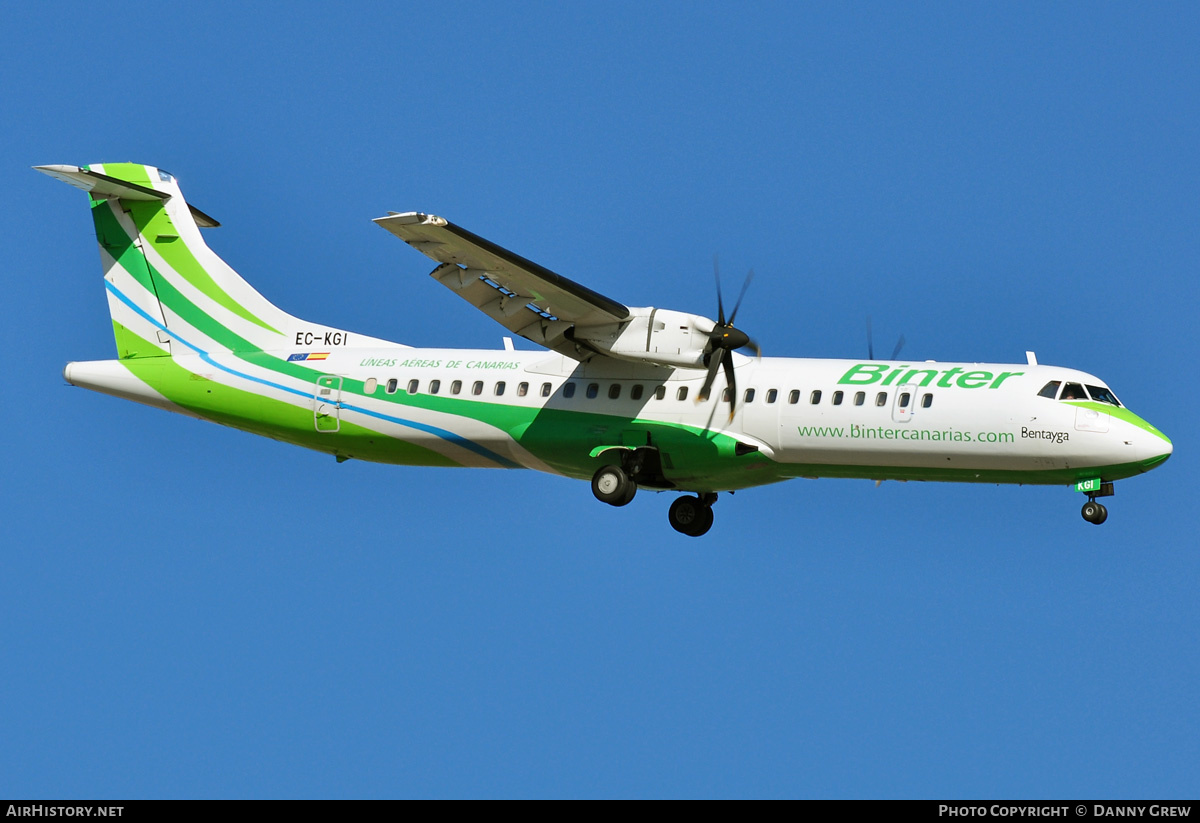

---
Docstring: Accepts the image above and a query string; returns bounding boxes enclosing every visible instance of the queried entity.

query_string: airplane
[38,162,1172,536]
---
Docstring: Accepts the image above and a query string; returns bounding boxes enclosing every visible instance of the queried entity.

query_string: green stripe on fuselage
[116,329,459,467]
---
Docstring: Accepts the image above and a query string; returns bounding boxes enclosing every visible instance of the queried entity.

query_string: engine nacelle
[572,307,715,369]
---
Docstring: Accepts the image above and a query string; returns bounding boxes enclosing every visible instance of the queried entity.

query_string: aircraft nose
[1136,423,1172,471]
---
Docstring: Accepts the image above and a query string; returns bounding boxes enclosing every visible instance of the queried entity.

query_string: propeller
[867,316,906,361]
[697,257,761,421]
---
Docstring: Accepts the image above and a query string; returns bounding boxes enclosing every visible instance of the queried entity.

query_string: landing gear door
[314,375,342,433]
[892,383,917,424]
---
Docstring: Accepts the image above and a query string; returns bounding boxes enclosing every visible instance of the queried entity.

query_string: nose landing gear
[1081,500,1108,525]
[1079,480,1114,525]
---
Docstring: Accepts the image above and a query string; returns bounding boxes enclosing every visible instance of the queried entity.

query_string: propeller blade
[890,334,907,361]
[722,352,738,421]
[713,255,726,326]
[697,347,724,402]
[705,259,758,421]
[867,316,874,360]
[728,269,755,326]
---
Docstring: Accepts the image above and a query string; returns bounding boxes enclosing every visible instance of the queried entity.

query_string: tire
[669,495,714,537]
[692,504,714,536]
[618,477,638,506]
[1082,501,1102,524]
[592,465,634,506]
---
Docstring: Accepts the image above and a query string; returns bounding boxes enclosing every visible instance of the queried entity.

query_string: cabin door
[891,383,917,424]
[313,375,342,433]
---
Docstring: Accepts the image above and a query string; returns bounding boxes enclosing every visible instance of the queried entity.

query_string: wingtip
[373,211,447,227]
[33,164,79,175]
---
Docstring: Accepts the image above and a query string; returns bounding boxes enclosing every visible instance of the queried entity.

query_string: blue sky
[2,1,1196,798]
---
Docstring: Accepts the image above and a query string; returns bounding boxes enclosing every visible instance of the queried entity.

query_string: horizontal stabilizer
[34,165,220,227]
[35,164,168,201]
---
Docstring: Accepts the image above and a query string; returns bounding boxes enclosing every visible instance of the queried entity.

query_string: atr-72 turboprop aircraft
[39,162,1172,535]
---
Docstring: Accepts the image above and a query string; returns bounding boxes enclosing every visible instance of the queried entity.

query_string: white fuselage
[66,345,1170,486]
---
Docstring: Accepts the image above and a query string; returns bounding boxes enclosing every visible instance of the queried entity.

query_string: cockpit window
[1037,380,1061,399]
[1060,382,1087,401]
[1086,385,1122,407]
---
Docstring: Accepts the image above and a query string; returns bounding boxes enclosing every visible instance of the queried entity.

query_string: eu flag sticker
[287,353,309,362]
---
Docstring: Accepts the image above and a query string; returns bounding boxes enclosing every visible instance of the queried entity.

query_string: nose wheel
[1081,500,1108,525]
[668,493,717,537]
[1079,480,1114,525]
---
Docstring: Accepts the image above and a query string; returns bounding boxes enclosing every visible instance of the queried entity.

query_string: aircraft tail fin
[37,163,369,359]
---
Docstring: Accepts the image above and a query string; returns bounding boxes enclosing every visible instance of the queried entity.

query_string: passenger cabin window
[722,388,732,403]
[563,382,576,398]
[586,383,599,399]
[429,379,440,395]
[1038,380,1061,399]
[1086,385,1122,407]
[541,382,551,397]
[472,381,483,396]
[407,379,419,394]
[517,382,528,397]
[364,378,378,394]
[450,380,462,395]
[609,384,621,399]
[854,391,865,406]
[1060,382,1087,401]
[810,390,821,405]
[832,391,843,406]
[899,392,911,407]
[654,386,666,400]
[921,394,933,408]
[386,378,398,394]
[495,381,506,396]
[876,392,887,407]
[744,388,755,404]
[788,390,800,404]
[631,385,644,401]
[677,386,688,401]
[766,389,778,404]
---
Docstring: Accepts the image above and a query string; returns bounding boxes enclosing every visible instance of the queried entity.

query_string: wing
[374,212,629,357]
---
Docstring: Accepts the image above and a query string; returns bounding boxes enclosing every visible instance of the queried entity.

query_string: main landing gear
[668,493,717,537]
[591,464,637,507]
[590,458,718,537]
